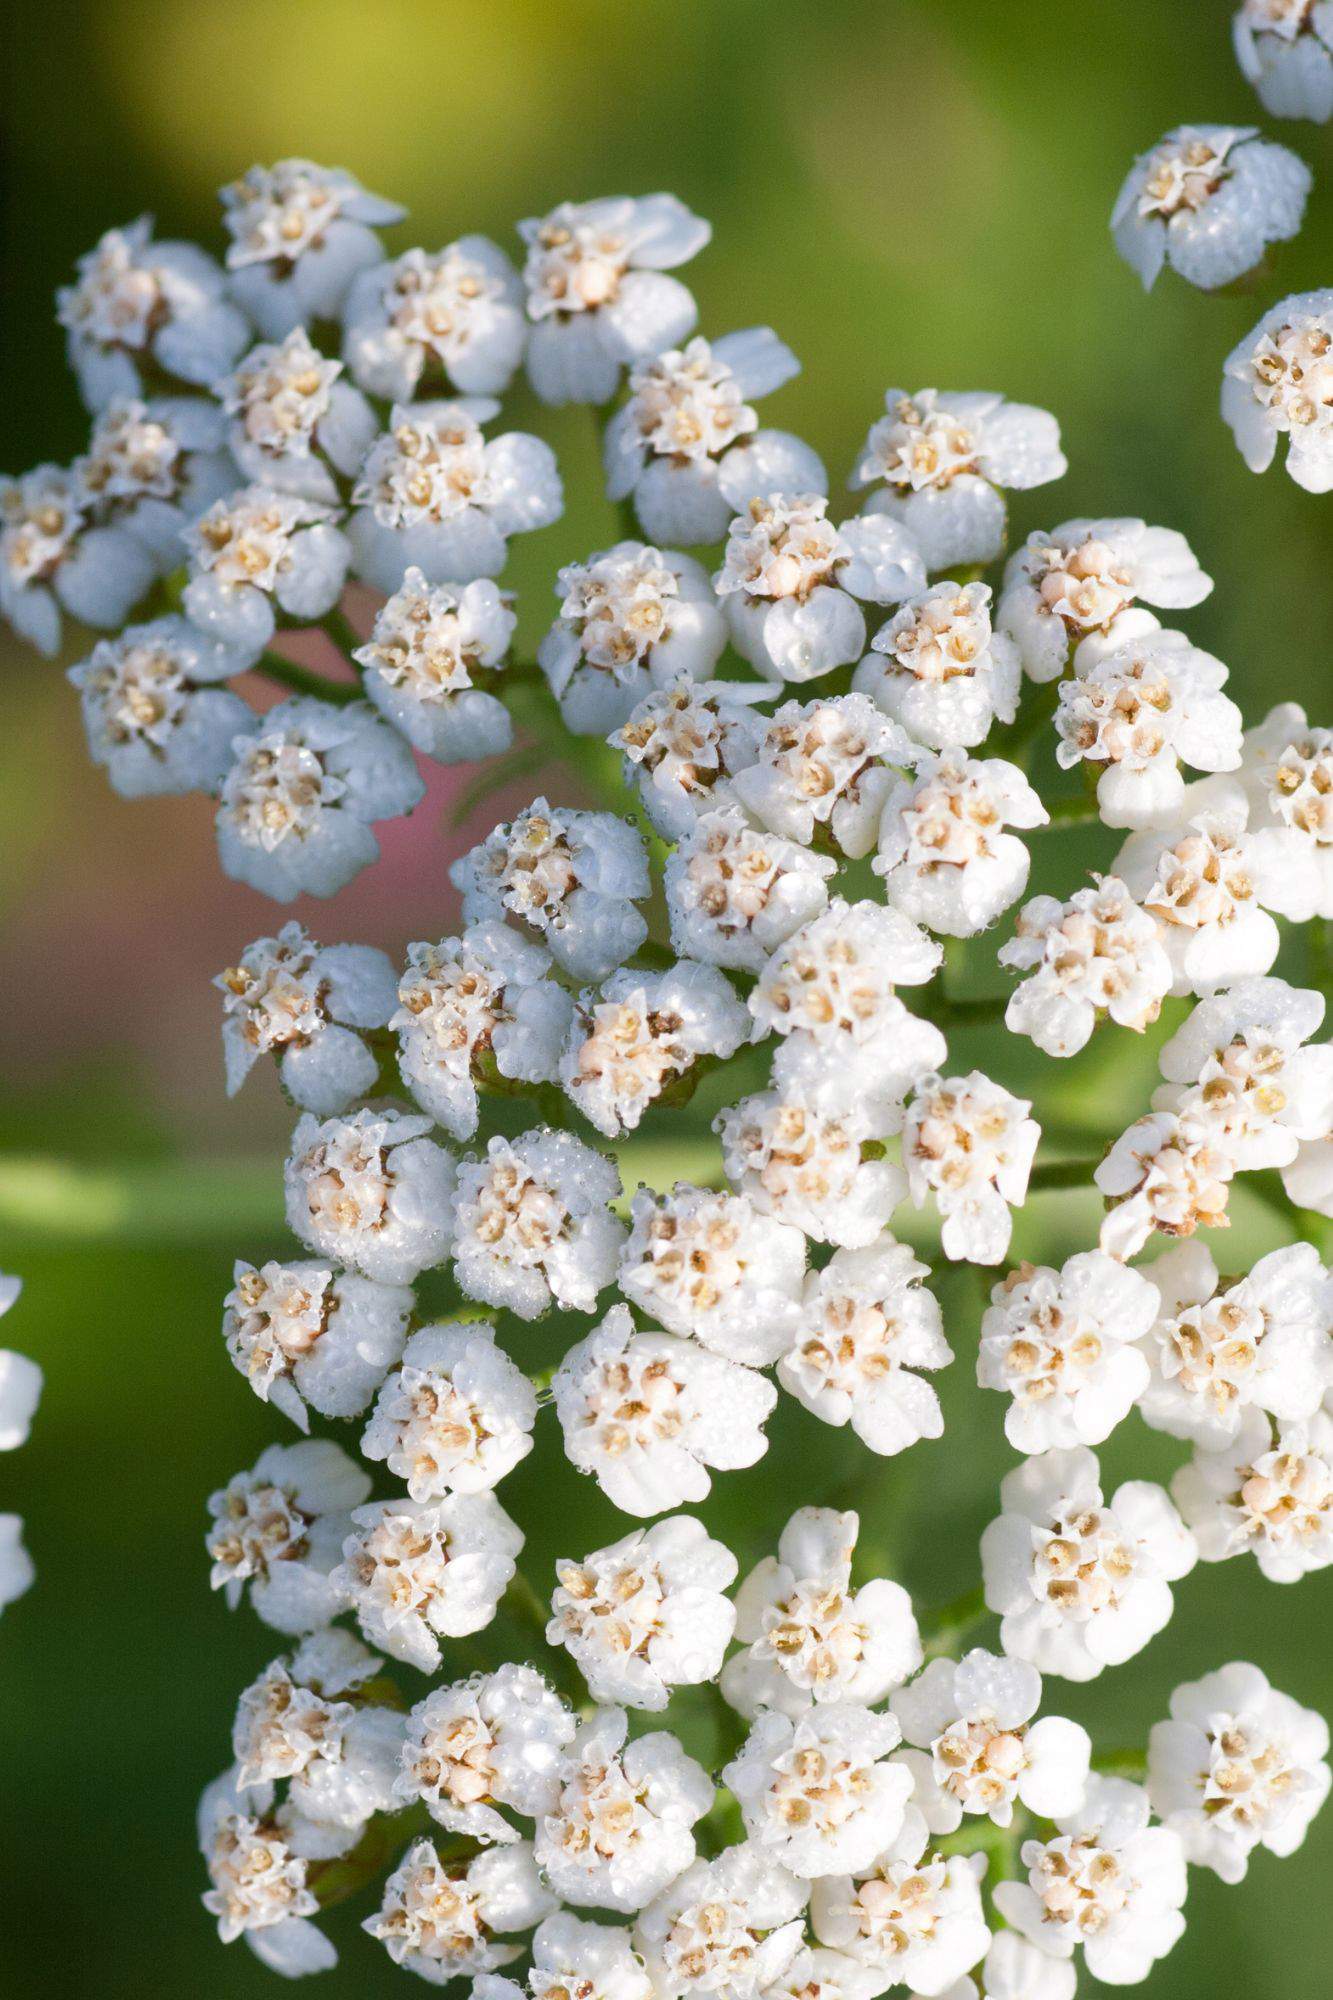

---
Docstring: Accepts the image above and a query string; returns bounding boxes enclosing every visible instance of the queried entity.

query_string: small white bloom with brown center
[733,692,915,858]
[606,326,825,547]
[353,566,517,763]
[0,460,155,656]
[560,960,750,1139]
[451,1128,626,1320]
[284,1104,456,1285]
[547,1515,739,1711]
[220,327,377,503]
[1112,124,1308,291]
[902,1070,1040,1265]
[183,484,350,657]
[999,875,1173,1057]
[232,1629,381,1791]
[519,194,711,406]
[452,797,651,982]
[874,751,1047,937]
[998,516,1211,683]
[850,386,1066,571]
[349,397,563,595]
[395,1663,575,1843]
[1149,1660,1331,1884]
[1224,287,1333,487]
[528,1911,657,2000]
[614,677,766,842]
[665,805,836,974]
[618,1182,806,1366]
[721,1506,921,1720]
[552,1303,777,1517]
[809,1805,990,1997]
[1172,1403,1333,1583]
[534,1705,714,1913]
[892,1647,1091,1832]
[391,921,572,1142]
[855,579,1021,750]
[332,1489,524,1671]
[994,1776,1187,1986]
[221,158,404,339]
[977,1252,1157,1453]
[981,1445,1197,1681]
[777,1239,952,1458]
[1096,1107,1237,1260]
[723,1701,911,1879]
[1054,629,1243,830]
[1155,974,1333,1171]
[1234,3,1333,123]
[715,493,924,685]
[216,920,398,1112]
[634,1842,809,2000]
[199,1769,335,1976]
[342,237,527,402]
[206,1438,370,1634]
[1239,700,1333,921]
[222,1256,411,1429]
[361,1320,538,1501]
[539,541,728,735]
[715,1088,906,1249]
[67,614,254,796]
[363,1836,555,1980]
[1137,1238,1331,1448]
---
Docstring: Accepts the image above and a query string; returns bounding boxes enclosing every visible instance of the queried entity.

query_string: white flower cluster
[26,162,1332,1997]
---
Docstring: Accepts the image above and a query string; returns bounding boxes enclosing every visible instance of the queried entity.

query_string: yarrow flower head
[1148,1660,1331,1884]
[664,806,836,974]
[0,461,155,656]
[360,1319,538,1501]
[614,678,765,842]
[232,1632,403,1837]
[560,959,751,1138]
[219,327,377,503]
[341,236,527,401]
[553,1303,776,1517]
[716,1086,906,1249]
[851,385,1067,571]
[721,1506,921,1720]
[1111,125,1309,291]
[67,615,254,797]
[854,580,1021,751]
[394,1663,575,1842]
[215,921,397,1112]
[993,1775,1187,1986]
[892,1647,1091,1832]
[332,1489,524,1670]
[348,398,563,594]
[451,799,650,982]
[364,1837,555,1981]
[182,485,350,658]
[547,1514,739,1710]
[715,493,925,685]
[617,1181,806,1366]
[1233,1,1333,122]
[776,1239,953,1458]
[519,194,711,406]
[222,1257,411,1429]
[1238,701,1333,920]
[1053,628,1243,829]
[605,327,826,546]
[1096,1105,1237,1259]
[902,1071,1040,1265]
[981,1445,1197,1681]
[353,566,517,763]
[391,922,573,1141]
[220,158,405,338]
[1172,1403,1333,1583]
[198,1769,336,1976]
[72,393,235,568]
[1223,289,1333,490]
[633,1842,808,2000]
[874,752,1047,938]
[1000,875,1173,1057]
[538,542,727,736]
[533,1704,713,1912]
[450,1128,625,1320]
[809,1805,991,1997]
[733,692,914,860]
[977,1252,1157,1454]
[997,516,1211,683]
[1154,974,1333,1172]
[57,215,249,410]
[284,1104,456,1285]
[1136,1238,1332,1448]
[206,1438,370,1634]
[722,1701,912,1878]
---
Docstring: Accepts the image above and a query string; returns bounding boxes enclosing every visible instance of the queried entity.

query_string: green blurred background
[2,1,1331,1993]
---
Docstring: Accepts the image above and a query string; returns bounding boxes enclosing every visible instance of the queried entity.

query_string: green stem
[1028,1156,1102,1192]
[322,603,365,658]
[256,649,362,706]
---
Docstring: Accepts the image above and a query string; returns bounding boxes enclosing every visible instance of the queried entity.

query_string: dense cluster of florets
[11,134,1332,2000]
